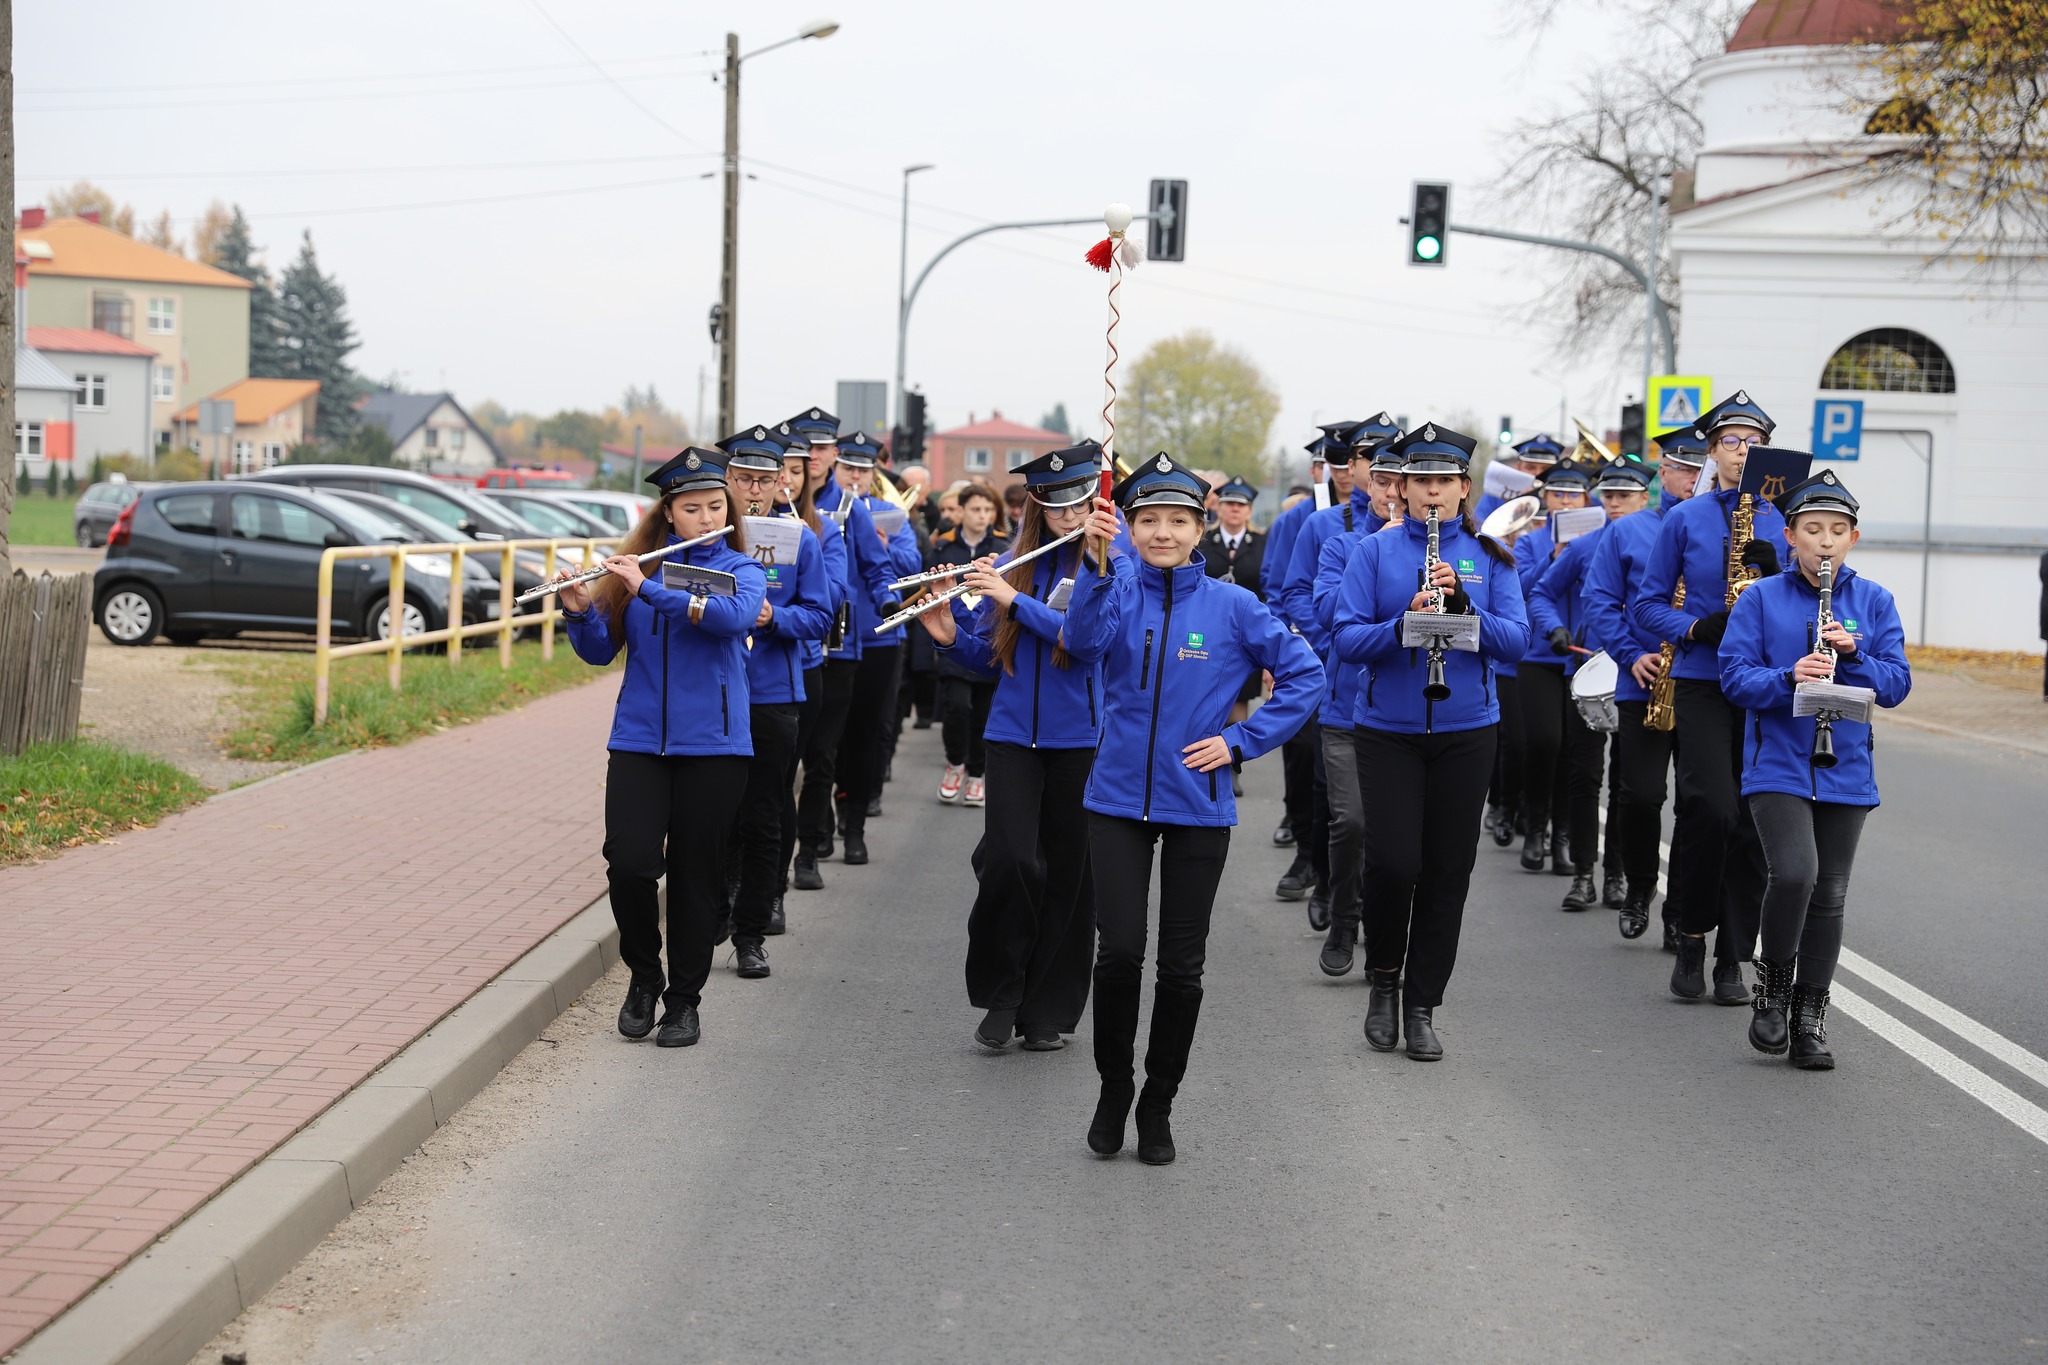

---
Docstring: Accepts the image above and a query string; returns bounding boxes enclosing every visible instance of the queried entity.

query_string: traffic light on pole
[1497,415,1513,446]
[1619,401,1645,460]
[904,391,927,463]
[1409,182,1449,266]
[1147,179,1188,262]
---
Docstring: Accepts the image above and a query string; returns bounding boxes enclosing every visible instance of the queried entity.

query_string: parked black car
[73,479,159,548]
[92,482,503,647]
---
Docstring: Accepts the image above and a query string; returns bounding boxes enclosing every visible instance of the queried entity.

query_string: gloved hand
[1692,609,1731,647]
[1741,539,1780,576]
[1445,583,1473,615]
[1548,626,1573,656]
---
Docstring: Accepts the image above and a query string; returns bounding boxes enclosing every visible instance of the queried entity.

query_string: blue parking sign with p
[1813,399,1863,461]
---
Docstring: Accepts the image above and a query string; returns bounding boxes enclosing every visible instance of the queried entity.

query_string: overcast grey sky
[18,0,1657,462]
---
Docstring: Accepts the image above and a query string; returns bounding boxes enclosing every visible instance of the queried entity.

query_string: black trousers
[964,744,1096,1030]
[798,658,858,849]
[1670,678,1764,960]
[940,677,997,775]
[1519,663,1567,834]
[1282,715,1319,844]
[1491,673,1526,820]
[1354,725,1496,1009]
[604,751,750,1011]
[780,666,826,884]
[837,645,901,814]
[1751,792,1869,989]
[1308,732,1331,888]
[733,703,800,942]
[1089,813,1231,993]
[1520,664,1608,872]
[1602,733,1624,877]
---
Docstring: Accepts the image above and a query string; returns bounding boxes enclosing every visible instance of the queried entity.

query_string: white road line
[1836,948,2048,1092]
[1831,985,2048,1147]
[1579,807,2048,1133]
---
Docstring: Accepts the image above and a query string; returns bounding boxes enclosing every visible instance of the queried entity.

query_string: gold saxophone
[1725,492,1760,607]
[1644,576,1685,732]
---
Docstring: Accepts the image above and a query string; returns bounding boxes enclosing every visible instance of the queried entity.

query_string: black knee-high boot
[1088,968,1141,1155]
[1136,983,1203,1165]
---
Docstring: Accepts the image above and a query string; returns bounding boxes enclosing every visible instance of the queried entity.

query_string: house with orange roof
[923,412,1071,489]
[17,208,253,452]
[172,378,321,475]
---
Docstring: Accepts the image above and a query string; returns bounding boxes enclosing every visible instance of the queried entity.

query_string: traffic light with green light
[1410,183,1449,266]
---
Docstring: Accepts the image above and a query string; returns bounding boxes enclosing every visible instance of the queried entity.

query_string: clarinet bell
[1423,653,1452,703]
[1810,720,1838,770]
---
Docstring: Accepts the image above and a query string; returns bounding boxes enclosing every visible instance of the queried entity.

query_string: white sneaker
[939,764,965,802]
[964,775,986,807]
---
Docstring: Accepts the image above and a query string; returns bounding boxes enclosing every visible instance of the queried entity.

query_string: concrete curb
[1880,711,2048,759]
[10,896,621,1365]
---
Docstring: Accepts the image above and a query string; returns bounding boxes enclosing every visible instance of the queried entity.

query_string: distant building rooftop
[17,215,254,290]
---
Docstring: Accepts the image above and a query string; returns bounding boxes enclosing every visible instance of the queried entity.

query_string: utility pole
[0,0,16,576]
[717,31,740,442]
[1643,162,1665,393]
[631,424,644,491]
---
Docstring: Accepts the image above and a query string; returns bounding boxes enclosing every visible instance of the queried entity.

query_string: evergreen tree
[208,206,289,378]
[272,231,367,445]
[1040,402,1071,436]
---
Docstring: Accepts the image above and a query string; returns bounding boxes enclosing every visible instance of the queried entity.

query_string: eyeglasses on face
[1717,433,1766,451]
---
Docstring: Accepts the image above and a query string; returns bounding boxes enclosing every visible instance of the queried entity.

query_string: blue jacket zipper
[1141,574,1176,821]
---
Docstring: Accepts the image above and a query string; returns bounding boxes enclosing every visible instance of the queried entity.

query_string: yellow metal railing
[313,537,613,725]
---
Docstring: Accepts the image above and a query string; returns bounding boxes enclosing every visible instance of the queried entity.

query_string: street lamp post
[895,163,934,428]
[717,20,839,441]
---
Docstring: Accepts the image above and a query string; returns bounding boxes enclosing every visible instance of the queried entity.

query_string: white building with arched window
[1670,0,2048,651]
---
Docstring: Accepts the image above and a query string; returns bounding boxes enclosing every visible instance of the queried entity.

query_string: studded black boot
[1749,957,1794,1054]
[1789,983,1835,1070]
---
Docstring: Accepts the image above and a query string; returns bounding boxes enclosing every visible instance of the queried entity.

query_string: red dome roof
[1727,0,1912,51]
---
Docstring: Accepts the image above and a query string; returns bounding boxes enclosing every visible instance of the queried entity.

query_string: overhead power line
[523,0,709,151]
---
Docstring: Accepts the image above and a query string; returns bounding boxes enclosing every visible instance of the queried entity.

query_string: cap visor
[1122,489,1204,512]
[1029,480,1096,508]
[1402,457,1467,475]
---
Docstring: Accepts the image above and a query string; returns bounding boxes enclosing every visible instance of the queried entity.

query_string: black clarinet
[1422,506,1451,703]
[1810,557,1838,769]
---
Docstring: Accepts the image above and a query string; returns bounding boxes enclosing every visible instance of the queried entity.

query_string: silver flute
[513,529,729,607]
[890,561,978,592]
[872,526,1088,634]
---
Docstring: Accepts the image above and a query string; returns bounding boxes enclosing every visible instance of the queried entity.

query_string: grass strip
[221,639,613,766]
[8,493,82,548]
[0,740,210,866]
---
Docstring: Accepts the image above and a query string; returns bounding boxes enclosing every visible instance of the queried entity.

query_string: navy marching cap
[782,407,842,445]
[1593,460,1653,493]
[646,446,734,494]
[1305,420,1360,460]
[835,432,885,468]
[1113,451,1210,513]
[1653,424,1709,468]
[1774,468,1860,523]
[1533,464,1591,492]
[1387,421,1479,476]
[1016,440,1103,508]
[1700,390,1776,440]
[718,424,787,471]
[1215,477,1258,505]
[1511,434,1566,464]
[1346,412,1402,457]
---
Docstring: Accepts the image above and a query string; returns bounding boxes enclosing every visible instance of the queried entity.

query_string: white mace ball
[1103,202,1133,234]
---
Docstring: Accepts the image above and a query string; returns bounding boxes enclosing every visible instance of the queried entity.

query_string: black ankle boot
[1087,969,1141,1154]
[1561,872,1597,911]
[1712,958,1749,1005]
[1618,891,1651,940]
[1134,984,1203,1165]
[1519,827,1546,871]
[1403,1005,1443,1061]
[1670,934,1708,999]
[1363,971,1402,1051]
[1550,832,1572,876]
[1275,851,1313,901]
[835,800,867,864]
[1789,983,1835,1070]
[1601,869,1628,909]
[1318,923,1357,977]
[1749,957,1794,1054]
[1488,805,1514,848]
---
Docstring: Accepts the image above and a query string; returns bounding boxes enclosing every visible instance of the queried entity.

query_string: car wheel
[367,595,432,642]
[100,585,165,646]
[76,524,100,548]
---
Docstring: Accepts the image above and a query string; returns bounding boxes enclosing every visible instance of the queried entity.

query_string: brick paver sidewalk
[0,681,616,1355]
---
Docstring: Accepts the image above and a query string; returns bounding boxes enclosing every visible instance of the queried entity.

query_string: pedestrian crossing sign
[1646,375,1712,433]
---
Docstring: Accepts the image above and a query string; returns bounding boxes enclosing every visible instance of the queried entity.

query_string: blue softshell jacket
[1330,515,1531,734]
[798,511,850,673]
[565,535,767,757]
[1064,550,1323,827]
[1277,485,1382,653]
[1582,502,1674,704]
[742,518,834,705]
[1262,493,1319,618]
[936,541,1105,750]
[816,481,898,662]
[928,528,1010,682]
[855,491,923,648]
[1632,487,1788,683]
[1526,522,1607,677]
[1719,562,1911,806]
[1309,510,1394,727]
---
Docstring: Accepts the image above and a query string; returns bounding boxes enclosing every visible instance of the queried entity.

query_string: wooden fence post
[0,570,95,755]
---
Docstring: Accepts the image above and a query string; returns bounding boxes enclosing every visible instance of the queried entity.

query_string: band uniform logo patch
[684,452,701,470]
[1050,455,1063,471]
[1457,557,1476,574]
[1759,474,1789,500]
[1843,618,1859,632]
[1187,632,1204,647]
[1178,630,1210,662]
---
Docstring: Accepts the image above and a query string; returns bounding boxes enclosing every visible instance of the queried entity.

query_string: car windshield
[495,496,590,536]
[567,498,633,532]
[312,492,420,543]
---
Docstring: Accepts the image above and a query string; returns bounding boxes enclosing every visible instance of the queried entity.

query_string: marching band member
[1480,434,1563,846]
[1065,455,1322,1165]
[1632,392,1788,1003]
[1331,424,1530,1061]
[926,482,1010,805]
[1585,427,1705,946]
[1264,425,1353,857]
[1512,463,1595,880]
[797,412,898,878]
[555,447,767,1049]
[1528,460,1650,911]
[1200,477,1269,798]
[830,431,922,851]
[1719,471,1909,1068]
[721,427,835,979]
[1301,425,1407,972]
[920,444,1106,1051]
[774,438,846,920]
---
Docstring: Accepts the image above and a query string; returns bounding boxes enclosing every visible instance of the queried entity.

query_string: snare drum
[1570,650,1620,732]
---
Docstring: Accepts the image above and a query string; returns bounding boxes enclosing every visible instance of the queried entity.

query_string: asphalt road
[204,721,2048,1364]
